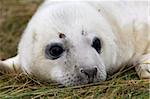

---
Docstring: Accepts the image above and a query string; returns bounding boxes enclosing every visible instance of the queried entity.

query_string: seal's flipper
[0,55,21,73]
[135,53,150,79]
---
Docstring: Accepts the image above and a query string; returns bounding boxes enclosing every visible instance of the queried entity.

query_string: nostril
[92,67,98,77]
[80,68,85,74]
[94,67,97,74]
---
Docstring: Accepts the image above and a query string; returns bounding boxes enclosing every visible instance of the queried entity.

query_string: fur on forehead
[27,1,117,48]
[30,3,110,32]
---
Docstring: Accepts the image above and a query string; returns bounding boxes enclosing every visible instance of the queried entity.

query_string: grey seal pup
[0,1,149,86]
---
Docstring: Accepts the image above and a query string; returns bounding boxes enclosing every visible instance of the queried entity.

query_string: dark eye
[91,37,101,53]
[45,43,64,60]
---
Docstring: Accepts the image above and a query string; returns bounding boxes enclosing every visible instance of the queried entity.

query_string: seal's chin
[55,74,94,86]
[58,75,104,86]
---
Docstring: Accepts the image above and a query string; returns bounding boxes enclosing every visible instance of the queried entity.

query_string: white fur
[0,1,149,86]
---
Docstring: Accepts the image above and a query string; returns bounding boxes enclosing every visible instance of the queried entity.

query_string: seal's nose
[80,67,97,83]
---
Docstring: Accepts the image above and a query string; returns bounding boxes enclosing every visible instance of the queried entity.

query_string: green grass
[0,0,149,98]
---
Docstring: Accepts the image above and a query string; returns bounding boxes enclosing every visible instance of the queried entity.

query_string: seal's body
[0,1,149,86]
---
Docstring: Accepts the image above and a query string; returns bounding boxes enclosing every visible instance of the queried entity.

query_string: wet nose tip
[80,67,97,78]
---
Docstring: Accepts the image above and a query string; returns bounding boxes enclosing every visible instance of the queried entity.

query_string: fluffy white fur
[0,1,149,86]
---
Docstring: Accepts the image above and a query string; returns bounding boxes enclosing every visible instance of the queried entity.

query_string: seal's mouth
[51,67,105,86]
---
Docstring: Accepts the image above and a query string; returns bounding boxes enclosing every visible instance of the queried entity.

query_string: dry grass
[0,0,42,59]
[0,0,149,98]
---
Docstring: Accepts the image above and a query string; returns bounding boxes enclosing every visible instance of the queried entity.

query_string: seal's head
[19,2,117,86]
